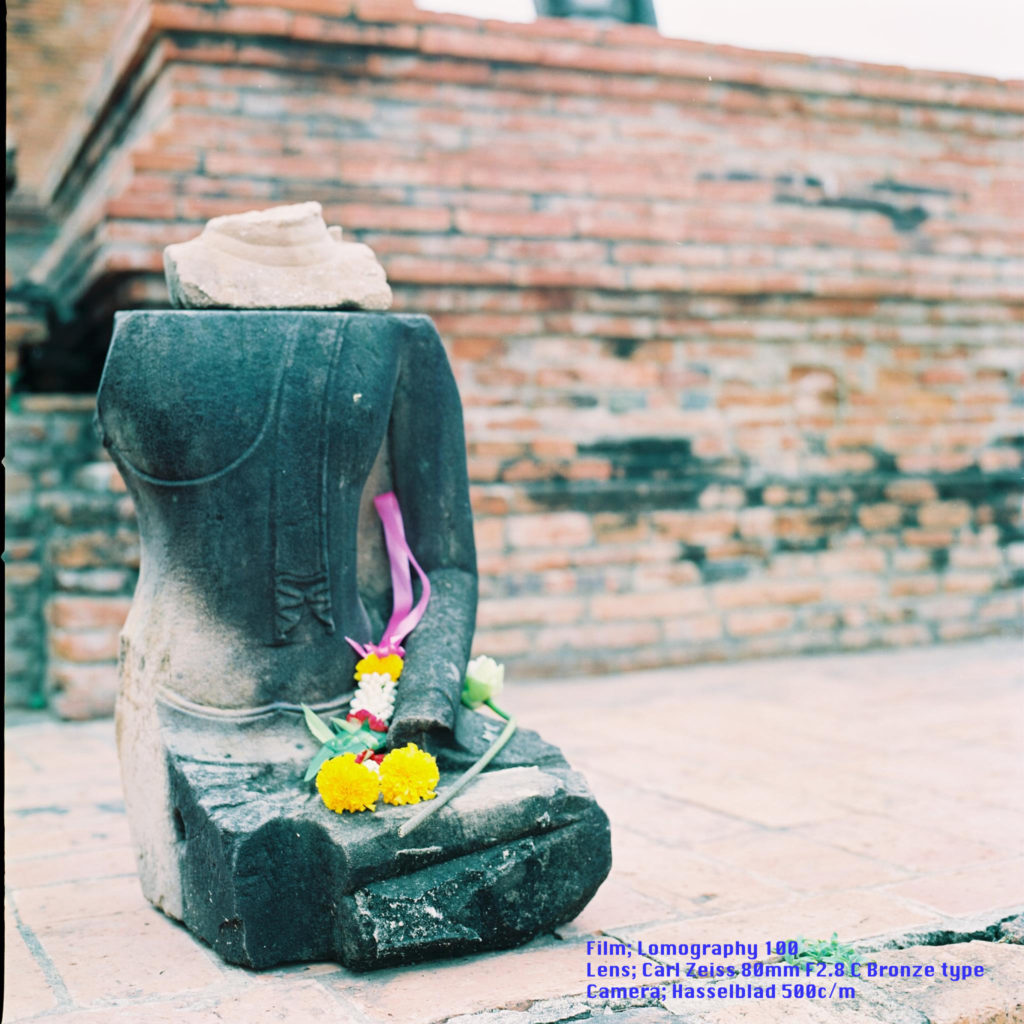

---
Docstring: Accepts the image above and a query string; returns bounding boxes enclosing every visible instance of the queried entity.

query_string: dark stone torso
[98,311,465,709]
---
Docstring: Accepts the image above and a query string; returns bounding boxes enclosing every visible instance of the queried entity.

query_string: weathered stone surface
[162,701,610,970]
[99,309,610,969]
[999,913,1024,943]
[163,202,392,310]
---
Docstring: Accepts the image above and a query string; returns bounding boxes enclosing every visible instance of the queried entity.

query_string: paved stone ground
[5,639,1023,1024]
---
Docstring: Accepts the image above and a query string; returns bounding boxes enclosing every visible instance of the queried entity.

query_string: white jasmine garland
[350,672,396,722]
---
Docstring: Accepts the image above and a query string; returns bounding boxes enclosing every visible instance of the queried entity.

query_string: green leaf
[302,704,334,744]
[331,716,361,734]
[362,730,386,751]
[329,719,388,750]
[303,743,337,782]
[329,731,377,757]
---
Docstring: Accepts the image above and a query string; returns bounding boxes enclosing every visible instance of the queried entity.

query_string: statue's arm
[386,317,478,749]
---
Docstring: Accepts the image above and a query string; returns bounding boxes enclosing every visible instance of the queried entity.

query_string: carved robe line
[270,321,345,643]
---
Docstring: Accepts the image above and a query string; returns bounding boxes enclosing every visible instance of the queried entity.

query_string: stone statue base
[152,698,610,970]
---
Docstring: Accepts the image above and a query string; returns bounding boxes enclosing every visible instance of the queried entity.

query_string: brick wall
[6,0,135,200]
[5,397,136,716]
[5,0,1024,713]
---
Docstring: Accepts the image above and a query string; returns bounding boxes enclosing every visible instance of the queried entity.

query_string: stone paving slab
[4,639,1024,1023]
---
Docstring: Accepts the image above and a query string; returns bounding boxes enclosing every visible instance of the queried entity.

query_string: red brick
[712,580,822,609]
[106,196,177,220]
[858,503,902,530]
[663,615,724,642]
[978,592,1024,621]
[949,545,1003,569]
[353,0,422,19]
[762,486,791,506]
[324,204,451,233]
[131,150,199,173]
[477,596,585,628]
[886,480,940,504]
[917,596,976,621]
[918,500,972,529]
[385,258,511,286]
[533,621,660,652]
[530,438,576,459]
[591,589,708,621]
[507,513,593,549]
[454,210,574,238]
[943,572,995,594]
[513,265,630,290]
[50,629,121,663]
[470,629,532,657]
[451,338,504,361]
[5,563,42,585]
[903,529,956,548]
[651,511,737,545]
[420,27,548,66]
[48,664,119,720]
[469,441,528,459]
[218,6,296,35]
[632,564,702,590]
[368,235,490,260]
[890,576,940,597]
[148,3,219,33]
[472,518,505,553]
[104,250,165,273]
[834,576,883,600]
[48,597,133,629]
[467,456,501,481]
[244,0,353,12]
[589,514,647,544]
[49,531,140,571]
[469,490,510,518]
[204,152,333,180]
[817,548,887,574]
[4,539,39,560]
[563,459,612,482]
[497,460,550,483]
[726,609,795,636]
[697,484,746,510]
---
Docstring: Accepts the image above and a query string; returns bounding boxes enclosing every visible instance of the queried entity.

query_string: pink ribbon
[346,492,431,659]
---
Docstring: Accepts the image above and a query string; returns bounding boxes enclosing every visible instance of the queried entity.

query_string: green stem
[398,700,517,838]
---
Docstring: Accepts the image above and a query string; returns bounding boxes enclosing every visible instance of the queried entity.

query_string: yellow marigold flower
[379,743,439,806]
[316,754,379,813]
[354,653,404,682]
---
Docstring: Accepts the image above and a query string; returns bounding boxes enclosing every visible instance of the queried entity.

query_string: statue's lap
[159,701,610,970]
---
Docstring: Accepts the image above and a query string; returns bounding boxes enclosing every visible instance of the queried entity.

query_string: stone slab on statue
[100,210,610,971]
[163,202,392,311]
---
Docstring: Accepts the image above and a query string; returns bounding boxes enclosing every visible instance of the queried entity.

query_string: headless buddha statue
[99,205,610,970]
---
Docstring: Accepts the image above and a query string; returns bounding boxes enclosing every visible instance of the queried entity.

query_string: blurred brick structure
[5,397,135,715]
[6,0,132,198]
[5,0,1024,714]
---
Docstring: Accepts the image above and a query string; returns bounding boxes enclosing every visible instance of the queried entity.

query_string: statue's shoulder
[344,312,445,365]
[387,315,460,416]
[387,314,454,373]
[391,314,444,348]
